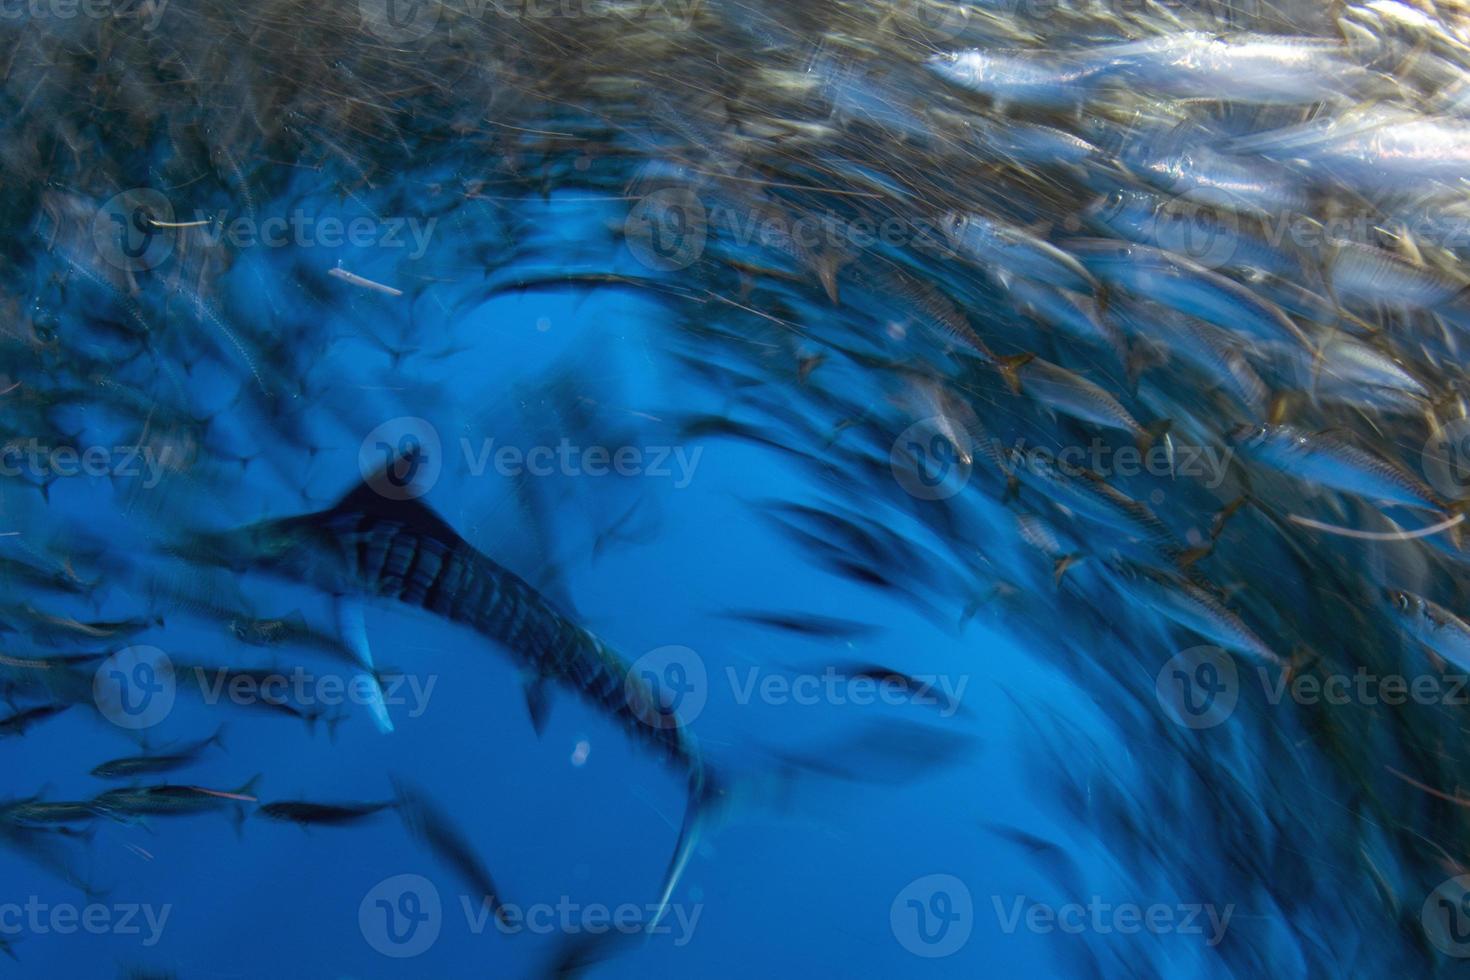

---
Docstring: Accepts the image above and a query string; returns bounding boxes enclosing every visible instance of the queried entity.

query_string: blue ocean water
[1,181,1222,978]
[9,4,1470,978]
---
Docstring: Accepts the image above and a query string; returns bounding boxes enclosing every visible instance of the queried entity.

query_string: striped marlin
[176,459,719,920]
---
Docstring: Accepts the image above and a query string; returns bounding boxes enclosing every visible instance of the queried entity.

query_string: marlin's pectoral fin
[522,674,552,736]
[336,595,395,735]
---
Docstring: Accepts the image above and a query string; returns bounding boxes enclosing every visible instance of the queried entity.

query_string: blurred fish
[1109,561,1282,666]
[720,610,879,640]
[90,726,227,779]
[92,777,261,830]
[1069,239,1309,348]
[390,776,508,923]
[258,799,396,828]
[1229,424,1445,511]
[928,50,1110,109]
[945,214,1097,292]
[1013,356,1170,450]
[179,464,721,918]
[0,702,70,737]
[1386,588,1470,671]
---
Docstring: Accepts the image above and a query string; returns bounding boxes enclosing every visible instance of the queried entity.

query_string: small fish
[328,265,403,297]
[0,797,100,829]
[0,703,70,737]
[1327,241,1466,310]
[391,777,508,922]
[228,610,314,646]
[1111,562,1281,666]
[1386,589,1470,672]
[1087,189,1296,277]
[720,610,878,640]
[1115,301,1269,417]
[90,725,227,779]
[1006,448,1179,562]
[1229,424,1443,510]
[928,49,1109,109]
[1000,274,1129,371]
[1227,109,1470,192]
[258,800,396,827]
[92,776,261,828]
[175,666,347,739]
[945,214,1097,293]
[1013,357,1169,450]
[1068,239,1309,349]
[1092,32,1366,104]
[1123,138,1309,216]
[22,607,160,646]
[825,662,964,715]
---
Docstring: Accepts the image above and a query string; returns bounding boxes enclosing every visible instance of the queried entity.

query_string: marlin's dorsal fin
[320,453,463,546]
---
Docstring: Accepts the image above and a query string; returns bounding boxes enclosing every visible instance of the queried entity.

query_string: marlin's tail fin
[652,764,723,930]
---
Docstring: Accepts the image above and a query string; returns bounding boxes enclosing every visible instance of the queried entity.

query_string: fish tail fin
[652,765,723,930]
[653,755,804,930]
[337,596,394,734]
[1210,494,1252,541]
[1177,545,1212,571]
[1267,391,1291,425]
[995,353,1034,395]
[1137,419,1172,456]
[1282,643,1321,684]
[1052,554,1083,585]
[326,709,347,744]
[1442,501,1469,551]
[232,774,261,838]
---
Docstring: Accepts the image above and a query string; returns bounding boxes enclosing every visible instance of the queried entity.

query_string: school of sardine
[4,0,1470,974]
